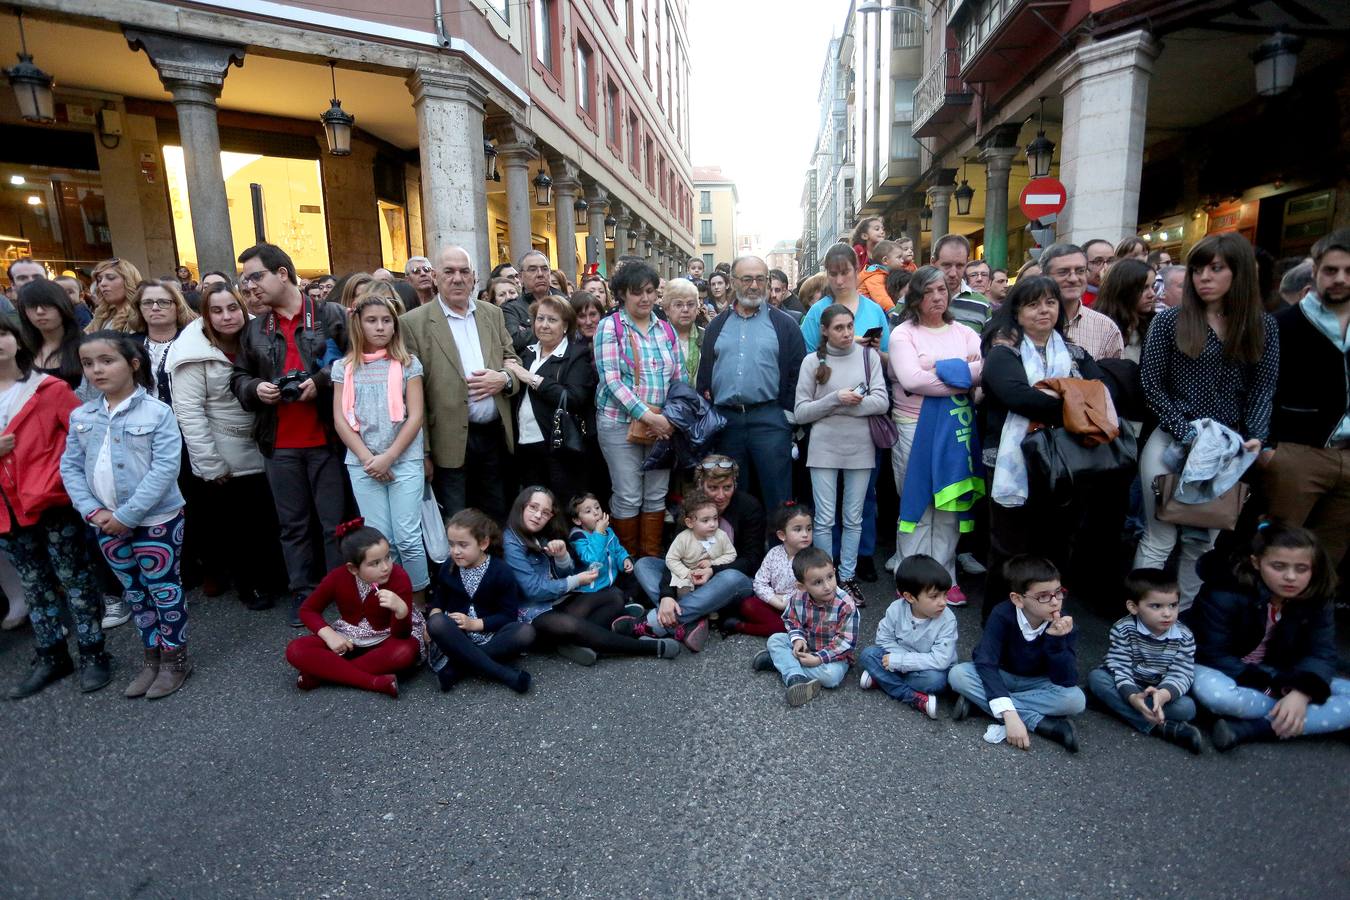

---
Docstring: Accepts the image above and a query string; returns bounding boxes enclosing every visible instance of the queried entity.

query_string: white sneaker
[1,597,28,630]
[859,670,874,690]
[884,553,900,573]
[957,553,986,575]
[101,598,131,629]
[922,692,938,719]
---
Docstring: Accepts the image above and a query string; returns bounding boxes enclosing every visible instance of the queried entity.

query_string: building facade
[0,0,696,287]
[692,164,736,269]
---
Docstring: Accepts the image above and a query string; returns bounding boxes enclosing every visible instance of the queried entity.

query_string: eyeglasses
[735,275,768,286]
[1023,589,1067,605]
[139,298,174,309]
[1048,267,1087,279]
[239,270,271,285]
[408,266,434,275]
[698,459,735,470]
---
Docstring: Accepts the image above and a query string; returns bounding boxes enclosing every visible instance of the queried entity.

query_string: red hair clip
[334,517,366,539]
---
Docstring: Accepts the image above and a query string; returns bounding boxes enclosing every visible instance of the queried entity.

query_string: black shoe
[750,649,774,672]
[785,674,821,707]
[9,645,74,699]
[435,666,459,693]
[240,588,276,611]
[716,616,743,637]
[951,695,971,721]
[78,650,113,693]
[1157,720,1203,755]
[1034,716,1080,753]
[1211,717,1275,753]
[856,555,878,583]
[288,593,306,628]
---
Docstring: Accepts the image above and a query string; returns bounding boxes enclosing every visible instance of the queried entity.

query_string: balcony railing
[912,48,973,138]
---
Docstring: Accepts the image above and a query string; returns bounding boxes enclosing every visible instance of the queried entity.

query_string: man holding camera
[231,243,348,625]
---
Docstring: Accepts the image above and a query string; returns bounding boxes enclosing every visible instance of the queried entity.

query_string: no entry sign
[1019,177,1067,220]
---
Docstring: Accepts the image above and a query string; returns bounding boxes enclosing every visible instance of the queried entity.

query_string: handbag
[862,346,898,449]
[1020,424,1137,506]
[550,393,587,454]
[1152,473,1250,531]
[420,484,450,565]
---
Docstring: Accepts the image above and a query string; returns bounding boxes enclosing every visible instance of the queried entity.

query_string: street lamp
[1252,31,1303,97]
[603,214,617,241]
[483,140,498,180]
[6,11,54,124]
[954,159,975,217]
[1024,96,1055,179]
[532,171,553,206]
[573,196,589,226]
[319,62,354,156]
[644,239,653,256]
[919,203,932,232]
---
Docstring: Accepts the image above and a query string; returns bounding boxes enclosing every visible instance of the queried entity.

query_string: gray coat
[793,343,889,469]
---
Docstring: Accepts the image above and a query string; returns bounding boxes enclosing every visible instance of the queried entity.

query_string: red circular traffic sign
[1019,177,1067,220]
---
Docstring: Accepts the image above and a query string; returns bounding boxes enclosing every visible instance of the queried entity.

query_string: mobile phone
[853,382,867,394]
[587,561,603,572]
[863,326,883,340]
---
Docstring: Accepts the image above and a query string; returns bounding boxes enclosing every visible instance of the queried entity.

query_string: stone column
[407,67,490,273]
[927,185,955,252]
[489,119,538,267]
[545,153,580,282]
[126,30,242,278]
[611,203,631,257]
[1055,30,1160,245]
[582,178,608,269]
[979,138,1020,270]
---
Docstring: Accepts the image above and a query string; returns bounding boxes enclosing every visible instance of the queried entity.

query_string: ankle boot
[125,647,161,698]
[9,643,74,699]
[145,645,192,699]
[638,511,667,560]
[1157,720,1203,754]
[78,648,114,693]
[1211,716,1276,753]
[611,516,640,558]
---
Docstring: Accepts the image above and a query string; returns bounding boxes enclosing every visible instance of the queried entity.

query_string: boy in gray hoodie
[858,554,958,718]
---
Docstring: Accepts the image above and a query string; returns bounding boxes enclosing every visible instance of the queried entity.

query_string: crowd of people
[1,220,1347,754]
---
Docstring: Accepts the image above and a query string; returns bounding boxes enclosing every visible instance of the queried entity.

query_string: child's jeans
[766,632,848,688]
[97,512,187,650]
[1191,664,1350,735]
[347,455,429,590]
[858,645,947,704]
[948,662,1085,731]
[1087,667,1196,734]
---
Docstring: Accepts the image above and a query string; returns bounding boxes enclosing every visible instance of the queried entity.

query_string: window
[531,0,563,95]
[574,19,599,131]
[702,253,714,270]
[605,76,622,153]
[627,110,641,174]
[891,76,919,160]
[645,136,654,187]
[700,219,713,244]
[699,190,711,213]
[484,0,509,24]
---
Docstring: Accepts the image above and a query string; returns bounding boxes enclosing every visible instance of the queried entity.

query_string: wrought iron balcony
[912,48,973,138]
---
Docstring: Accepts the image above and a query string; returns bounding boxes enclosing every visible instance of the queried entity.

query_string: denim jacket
[60,387,185,528]
[503,528,578,605]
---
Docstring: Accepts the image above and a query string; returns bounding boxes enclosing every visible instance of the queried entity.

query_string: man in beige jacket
[401,245,520,520]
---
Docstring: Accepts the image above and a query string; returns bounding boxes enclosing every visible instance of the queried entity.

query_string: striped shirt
[1102,614,1196,700]
[594,309,685,424]
[950,290,993,336]
[782,588,859,665]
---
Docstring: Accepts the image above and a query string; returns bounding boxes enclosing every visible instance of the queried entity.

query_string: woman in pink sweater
[887,266,983,602]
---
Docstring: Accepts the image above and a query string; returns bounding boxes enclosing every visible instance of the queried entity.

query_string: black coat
[980,340,1108,453]
[428,554,522,634]
[510,338,597,453]
[1270,300,1347,448]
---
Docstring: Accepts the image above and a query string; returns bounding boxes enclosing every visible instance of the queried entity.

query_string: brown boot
[611,516,640,558]
[145,645,192,699]
[125,648,159,698]
[639,511,667,560]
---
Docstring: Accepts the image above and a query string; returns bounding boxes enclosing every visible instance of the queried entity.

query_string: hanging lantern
[573,196,589,226]
[6,12,54,124]
[954,158,975,217]
[919,203,932,232]
[319,62,354,156]
[1024,97,1055,179]
[603,214,617,241]
[644,239,653,256]
[1251,31,1303,97]
[483,140,498,180]
[532,171,553,206]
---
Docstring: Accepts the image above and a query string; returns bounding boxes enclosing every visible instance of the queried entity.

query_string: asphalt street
[1,571,1347,899]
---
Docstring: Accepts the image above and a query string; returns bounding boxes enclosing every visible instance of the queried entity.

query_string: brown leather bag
[1152,473,1250,531]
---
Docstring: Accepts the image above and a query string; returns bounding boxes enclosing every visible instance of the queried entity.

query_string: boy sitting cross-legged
[948,556,1086,752]
[857,554,957,719]
[751,547,859,707]
[1087,568,1202,754]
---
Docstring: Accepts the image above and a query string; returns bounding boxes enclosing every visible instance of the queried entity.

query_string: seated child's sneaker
[623,602,645,618]
[1158,720,1202,755]
[785,674,821,707]
[750,649,774,672]
[610,615,651,638]
[946,585,968,607]
[677,618,709,653]
[1033,716,1079,753]
[951,694,970,721]
[911,690,938,719]
[859,670,874,690]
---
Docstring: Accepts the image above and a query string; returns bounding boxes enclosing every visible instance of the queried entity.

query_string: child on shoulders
[665,490,736,596]
[1088,568,1201,753]
[858,554,957,719]
[949,556,1085,752]
[751,547,859,707]
[723,502,813,637]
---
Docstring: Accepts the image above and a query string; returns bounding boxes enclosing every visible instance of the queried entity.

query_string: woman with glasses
[130,280,197,406]
[87,258,143,334]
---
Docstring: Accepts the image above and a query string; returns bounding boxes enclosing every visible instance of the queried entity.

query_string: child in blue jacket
[567,493,642,613]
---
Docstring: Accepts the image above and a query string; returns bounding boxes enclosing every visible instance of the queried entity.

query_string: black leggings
[426,615,534,686]
[533,589,658,656]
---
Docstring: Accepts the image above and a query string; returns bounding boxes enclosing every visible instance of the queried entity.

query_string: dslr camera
[274,369,309,403]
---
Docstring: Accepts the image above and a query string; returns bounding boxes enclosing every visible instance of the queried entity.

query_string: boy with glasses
[949,556,1086,752]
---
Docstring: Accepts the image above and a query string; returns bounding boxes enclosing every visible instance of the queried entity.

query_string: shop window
[0,164,111,276]
[377,200,408,272]
[163,146,331,277]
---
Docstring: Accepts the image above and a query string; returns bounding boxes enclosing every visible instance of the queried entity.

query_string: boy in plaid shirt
[751,547,859,707]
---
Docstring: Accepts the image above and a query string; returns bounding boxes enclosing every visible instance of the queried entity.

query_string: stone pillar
[1055,30,1160,245]
[546,153,580,282]
[979,137,1020,270]
[927,185,955,254]
[489,119,538,267]
[407,67,490,273]
[611,203,631,257]
[582,178,608,269]
[126,30,242,278]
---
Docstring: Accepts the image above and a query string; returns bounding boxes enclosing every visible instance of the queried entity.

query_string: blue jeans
[858,646,947,704]
[633,557,752,634]
[811,467,870,580]
[347,454,429,590]
[832,450,882,559]
[715,403,793,516]
[766,632,849,687]
[948,661,1085,731]
[1087,667,1196,734]
[1191,665,1350,736]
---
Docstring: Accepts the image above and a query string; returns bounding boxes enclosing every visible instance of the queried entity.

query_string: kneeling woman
[285,521,423,697]
[503,486,682,664]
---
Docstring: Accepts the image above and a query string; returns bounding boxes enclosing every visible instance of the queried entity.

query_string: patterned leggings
[97,513,187,650]
[0,506,103,652]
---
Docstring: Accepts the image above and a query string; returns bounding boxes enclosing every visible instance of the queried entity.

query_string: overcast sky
[688,0,845,247]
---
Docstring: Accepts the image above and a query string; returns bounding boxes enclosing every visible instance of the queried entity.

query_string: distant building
[693,164,738,269]
[766,239,799,286]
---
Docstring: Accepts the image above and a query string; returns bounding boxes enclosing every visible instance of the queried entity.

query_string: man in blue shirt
[696,256,806,515]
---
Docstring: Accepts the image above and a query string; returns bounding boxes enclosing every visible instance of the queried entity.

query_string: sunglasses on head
[698,459,735,470]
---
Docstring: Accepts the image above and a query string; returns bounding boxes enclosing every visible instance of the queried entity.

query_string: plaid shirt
[782,588,859,665]
[1066,303,1124,361]
[594,309,686,423]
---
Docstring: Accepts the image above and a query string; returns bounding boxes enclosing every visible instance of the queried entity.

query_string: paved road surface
[1,575,1346,899]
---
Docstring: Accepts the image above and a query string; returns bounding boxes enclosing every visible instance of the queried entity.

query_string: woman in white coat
[165,283,286,610]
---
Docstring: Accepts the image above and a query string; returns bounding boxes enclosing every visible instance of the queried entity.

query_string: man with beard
[696,255,805,513]
[1262,228,1350,567]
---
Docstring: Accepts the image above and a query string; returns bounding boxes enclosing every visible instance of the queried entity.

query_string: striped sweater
[1102,615,1196,701]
